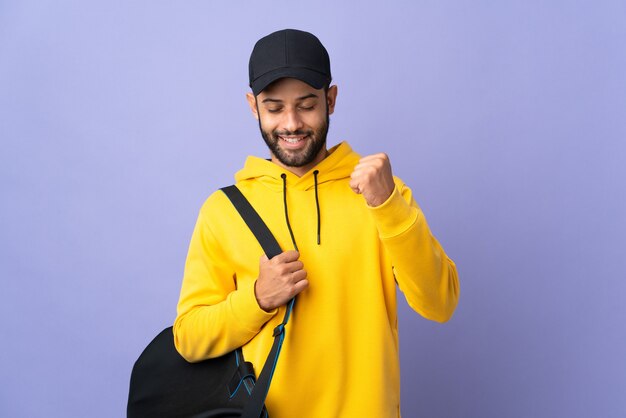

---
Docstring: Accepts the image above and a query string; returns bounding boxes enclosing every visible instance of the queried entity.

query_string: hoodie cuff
[368,186,418,239]
[229,281,277,333]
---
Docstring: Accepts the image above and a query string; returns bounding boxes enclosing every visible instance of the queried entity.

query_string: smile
[279,135,307,144]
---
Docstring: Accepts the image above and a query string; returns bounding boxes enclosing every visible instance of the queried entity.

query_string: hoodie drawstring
[281,174,299,251]
[313,170,321,245]
[280,172,322,249]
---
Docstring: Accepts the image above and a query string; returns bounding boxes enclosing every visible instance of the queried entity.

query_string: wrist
[254,280,272,312]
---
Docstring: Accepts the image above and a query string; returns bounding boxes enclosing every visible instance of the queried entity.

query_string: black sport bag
[127,185,294,418]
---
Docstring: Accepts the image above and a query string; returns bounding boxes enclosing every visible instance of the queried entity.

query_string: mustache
[273,129,313,137]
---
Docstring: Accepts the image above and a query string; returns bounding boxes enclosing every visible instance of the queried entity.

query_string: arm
[173,208,277,362]
[350,154,459,322]
[369,182,459,322]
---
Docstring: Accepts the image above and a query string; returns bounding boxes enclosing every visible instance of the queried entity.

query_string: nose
[283,108,304,133]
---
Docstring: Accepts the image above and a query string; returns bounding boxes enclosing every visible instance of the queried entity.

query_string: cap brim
[251,67,329,96]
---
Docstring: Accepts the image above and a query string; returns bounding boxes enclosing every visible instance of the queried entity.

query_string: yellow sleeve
[367,179,460,322]
[173,201,277,362]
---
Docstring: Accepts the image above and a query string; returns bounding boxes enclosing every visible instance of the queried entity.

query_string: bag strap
[221,185,296,418]
[221,185,282,259]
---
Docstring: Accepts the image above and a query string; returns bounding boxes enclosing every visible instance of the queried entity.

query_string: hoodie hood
[234,141,360,192]
[234,141,361,247]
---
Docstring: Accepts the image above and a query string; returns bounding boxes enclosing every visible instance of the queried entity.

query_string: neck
[271,148,329,177]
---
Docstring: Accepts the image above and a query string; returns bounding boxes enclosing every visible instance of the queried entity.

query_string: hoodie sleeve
[173,205,277,362]
[367,178,460,322]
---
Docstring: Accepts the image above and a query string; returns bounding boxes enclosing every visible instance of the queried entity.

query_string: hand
[254,250,308,311]
[349,153,396,207]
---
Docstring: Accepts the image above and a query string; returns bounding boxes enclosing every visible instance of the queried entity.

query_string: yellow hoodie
[174,142,459,418]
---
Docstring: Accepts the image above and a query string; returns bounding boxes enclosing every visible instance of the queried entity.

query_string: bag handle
[221,185,295,418]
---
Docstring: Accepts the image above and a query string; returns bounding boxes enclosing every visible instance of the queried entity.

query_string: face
[247,78,337,175]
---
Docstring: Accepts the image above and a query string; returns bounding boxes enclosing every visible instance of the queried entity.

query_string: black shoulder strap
[220,185,295,418]
[221,185,282,259]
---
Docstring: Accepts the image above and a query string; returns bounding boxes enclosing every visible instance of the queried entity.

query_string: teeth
[282,137,303,143]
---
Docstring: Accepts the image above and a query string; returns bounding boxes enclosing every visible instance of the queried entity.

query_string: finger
[349,178,362,194]
[359,153,388,163]
[352,161,376,172]
[290,269,307,282]
[273,250,300,264]
[276,261,303,278]
[352,162,380,176]
[351,165,366,176]
[356,158,388,172]
[291,279,309,296]
[283,260,304,273]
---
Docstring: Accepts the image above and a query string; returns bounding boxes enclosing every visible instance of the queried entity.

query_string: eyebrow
[261,93,319,104]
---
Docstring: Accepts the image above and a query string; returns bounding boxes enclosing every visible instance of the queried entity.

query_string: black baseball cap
[248,29,332,96]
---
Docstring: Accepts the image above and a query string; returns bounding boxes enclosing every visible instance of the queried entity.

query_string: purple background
[1,1,625,417]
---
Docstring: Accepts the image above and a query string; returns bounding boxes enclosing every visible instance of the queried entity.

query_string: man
[174,29,459,417]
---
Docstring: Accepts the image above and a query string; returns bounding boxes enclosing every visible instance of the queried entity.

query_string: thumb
[349,178,361,194]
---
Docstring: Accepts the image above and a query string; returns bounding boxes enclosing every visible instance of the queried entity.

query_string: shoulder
[197,187,235,220]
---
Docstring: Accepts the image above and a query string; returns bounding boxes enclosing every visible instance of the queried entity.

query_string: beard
[259,116,329,168]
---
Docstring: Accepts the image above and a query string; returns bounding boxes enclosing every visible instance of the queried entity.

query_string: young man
[174,29,459,417]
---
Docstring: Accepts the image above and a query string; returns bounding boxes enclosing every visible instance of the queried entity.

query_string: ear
[326,85,338,115]
[246,92,259,120]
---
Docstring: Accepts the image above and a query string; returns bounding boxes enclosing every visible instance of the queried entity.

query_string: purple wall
[1,1,625,417]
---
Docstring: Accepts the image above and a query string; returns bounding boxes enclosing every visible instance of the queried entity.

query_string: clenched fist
[255,250,308,312]
[349,153,396,207]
